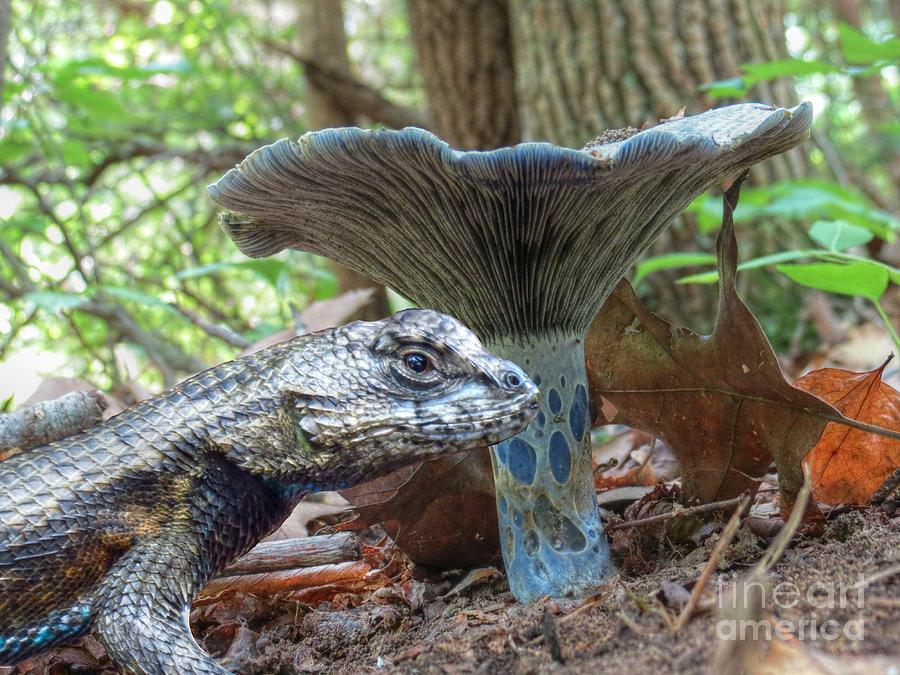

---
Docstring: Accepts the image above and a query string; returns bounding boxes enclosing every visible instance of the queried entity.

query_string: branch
[607,493,748,531]
[264,40,427,129]
[198,560,371,601]
[171,303,249,349]
[0,142,253,190]
[0,389,107,454]
[219,533,361,576]
[84,298,207,385]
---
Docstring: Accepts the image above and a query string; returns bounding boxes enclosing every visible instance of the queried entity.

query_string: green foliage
[703,22,900,97]
[776,260,889,303]
[642,214,900,350]
[1,0,897,399]
[0,0,412,395]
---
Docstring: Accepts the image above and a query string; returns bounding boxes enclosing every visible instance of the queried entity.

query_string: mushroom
[208,102,812,603]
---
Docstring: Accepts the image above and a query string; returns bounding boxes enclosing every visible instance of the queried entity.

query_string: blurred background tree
[0,0,897,402]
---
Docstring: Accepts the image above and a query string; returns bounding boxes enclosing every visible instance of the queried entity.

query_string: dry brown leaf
[795,359,900,505]
[585,177,873,507]
[339,450,501,569]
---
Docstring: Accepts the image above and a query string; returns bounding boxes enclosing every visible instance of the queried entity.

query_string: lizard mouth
[420,396,540,446]
[329,392,540,448]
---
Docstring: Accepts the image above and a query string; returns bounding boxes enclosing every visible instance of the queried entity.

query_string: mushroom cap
[209,103,811,342]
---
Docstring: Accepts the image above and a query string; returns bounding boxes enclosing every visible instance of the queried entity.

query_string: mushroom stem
[489,335,609,601]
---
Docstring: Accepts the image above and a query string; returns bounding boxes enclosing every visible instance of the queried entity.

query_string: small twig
[171,303,250,349]
[608,493,747,531]
[755,467,811,576]
[869,467,900,506]
[197,560,371,601]
[617,610,647,636]
[671,494,751,633]
[852,563,900,591]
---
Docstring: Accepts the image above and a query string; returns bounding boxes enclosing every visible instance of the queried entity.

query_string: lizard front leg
[92,530,230,675]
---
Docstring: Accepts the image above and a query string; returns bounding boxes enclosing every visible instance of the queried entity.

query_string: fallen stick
[607,493,747,531]
[671,493,751,633]
[219,532,361,577]
[0,390,107,453]
[198,560,371,600]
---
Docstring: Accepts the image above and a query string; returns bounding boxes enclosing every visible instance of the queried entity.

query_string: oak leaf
[338,450,501,569]
[795,360,900,505]
[585,176,894,506]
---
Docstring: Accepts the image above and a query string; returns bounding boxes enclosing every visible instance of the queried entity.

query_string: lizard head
[287,309,540,488]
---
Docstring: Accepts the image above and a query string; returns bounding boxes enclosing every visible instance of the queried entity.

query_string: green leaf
[688,180,899,240]
[53,80,126,119]
[176,259,288,288]
[24,291,88,314]
[808,220,873,252]
[776,261,889,302]
[742,59,840,80]
[0,138,34,163]
[701,77,748,98]
[839,23,900,65]
[678,250,824,284]
[96,286,180,316]
[633,252,718,286]
[60,139,92,166]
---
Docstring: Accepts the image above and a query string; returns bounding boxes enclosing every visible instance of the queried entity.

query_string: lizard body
[0,309,538,674]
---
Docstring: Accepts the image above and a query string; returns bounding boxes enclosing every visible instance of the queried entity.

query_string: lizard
[0,308,539,674]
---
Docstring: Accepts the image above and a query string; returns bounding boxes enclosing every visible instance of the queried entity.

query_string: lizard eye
[404,352,431,374]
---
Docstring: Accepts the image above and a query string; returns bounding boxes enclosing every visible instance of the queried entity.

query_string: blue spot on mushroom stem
[497,441,509,465]
[548,388,562,414]
[548,431,571,484]
[506,438,537,485]
[570,383,588,441]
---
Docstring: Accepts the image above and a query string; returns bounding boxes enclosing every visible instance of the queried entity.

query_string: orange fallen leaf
[795,359,900,505]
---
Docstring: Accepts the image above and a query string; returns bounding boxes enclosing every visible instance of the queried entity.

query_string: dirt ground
[8,507,898,674]
[234,509,899,675]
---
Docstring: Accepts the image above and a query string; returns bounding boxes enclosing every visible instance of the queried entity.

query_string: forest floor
[7,490,899,675]
[233,509,899,675]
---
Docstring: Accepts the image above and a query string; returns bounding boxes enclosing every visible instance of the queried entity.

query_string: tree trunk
[296,0,391,320]
[406,0,520,149]
[509,0,805,179]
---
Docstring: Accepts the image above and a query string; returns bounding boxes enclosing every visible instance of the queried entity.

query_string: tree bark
[509,0,805,179]
[296,0,391,320]
[406,0,520,149]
